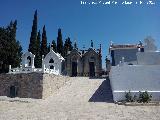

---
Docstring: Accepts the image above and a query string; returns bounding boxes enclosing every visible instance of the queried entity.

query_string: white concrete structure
[9,52,38,73]
[22,51,35,68]
[137,51,160,65]
[9,48,64,75]
[110,37,160,102]
[42,48,64,75]
[137,37,160,65]
[110,65,160,101]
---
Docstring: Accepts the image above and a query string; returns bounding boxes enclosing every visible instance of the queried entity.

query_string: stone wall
[42,74,70,98]
[0,73,43,99]
[0,73,70,99]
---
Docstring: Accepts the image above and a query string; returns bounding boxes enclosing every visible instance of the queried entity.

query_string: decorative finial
[110,41,113,46]
[74,39,77,49]
[49,43,53,51]
[91,40,93,48]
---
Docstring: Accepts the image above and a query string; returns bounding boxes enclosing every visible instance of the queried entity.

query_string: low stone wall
[0,73,43,99]
[0,73,70,99]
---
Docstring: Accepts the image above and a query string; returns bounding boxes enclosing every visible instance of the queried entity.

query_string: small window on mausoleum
[49,58,54,63]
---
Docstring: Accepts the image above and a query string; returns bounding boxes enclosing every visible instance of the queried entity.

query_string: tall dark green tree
[28,10,37,55]
[47,43,50,53]
[64,37,73,57]
[41,25,48,56]
[34,30,42,68]
[0,20,22,73]
[7,20,22,68]
[51,40,57,52]
[57,28,63,56]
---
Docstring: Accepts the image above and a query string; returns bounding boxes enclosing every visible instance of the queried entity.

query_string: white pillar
[32,56,35,68]
[9,65,11,73]
[42,64,45,73]
[122,57,125,63]
[9,65,11,70]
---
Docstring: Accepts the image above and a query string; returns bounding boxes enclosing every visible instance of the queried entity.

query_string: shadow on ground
[89,77,113,103]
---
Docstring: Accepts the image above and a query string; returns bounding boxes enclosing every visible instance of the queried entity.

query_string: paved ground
[0,77,160,120]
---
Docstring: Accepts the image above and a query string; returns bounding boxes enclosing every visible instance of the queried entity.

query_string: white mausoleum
[42,48,64,75]
[9,48,64,75]
[22,51,35,68]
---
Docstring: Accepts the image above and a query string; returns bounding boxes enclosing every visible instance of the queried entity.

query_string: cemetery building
[42,47,65,75]
[109,41,144,66]
[109,37,160,101]
[65,40,102,77]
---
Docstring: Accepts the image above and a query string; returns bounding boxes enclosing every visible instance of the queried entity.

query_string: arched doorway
[9,85,18,98]
[27,56,31,66]
[89,62,95,77]
[89,56,95,77]
[71,56,78,77]
[72,62,77,76]
[50,65,54,70]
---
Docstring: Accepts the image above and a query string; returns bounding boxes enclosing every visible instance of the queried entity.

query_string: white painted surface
[109,65,160,101]
[9,49,64,75]
[42,49,64,75]
[22,51,35,68]
[137,51,160,65]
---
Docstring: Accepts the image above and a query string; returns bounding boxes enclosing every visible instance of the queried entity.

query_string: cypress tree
[41,25,48,56]
[35,30,42,68]
[51,40,57,52]
[28,10,37,55]
[47,43,50,53]
[57,28,63,56]
[67,37,73,51]
[64,37,73,57]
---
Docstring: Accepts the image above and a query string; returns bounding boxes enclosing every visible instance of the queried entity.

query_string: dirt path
[0,77,160,120]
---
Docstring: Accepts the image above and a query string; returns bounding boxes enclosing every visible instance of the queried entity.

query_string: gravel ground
[0,77,159,120]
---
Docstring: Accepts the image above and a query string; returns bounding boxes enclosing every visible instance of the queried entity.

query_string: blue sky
[0,0,160,68]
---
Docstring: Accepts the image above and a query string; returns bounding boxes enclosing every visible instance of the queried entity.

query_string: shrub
[125,90,133,102]
[138,91,152,103]
[125,91,152,103]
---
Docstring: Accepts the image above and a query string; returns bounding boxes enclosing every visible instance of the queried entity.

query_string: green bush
[138,91,152,103]
[125,90,133,102]
[125,91,152,103]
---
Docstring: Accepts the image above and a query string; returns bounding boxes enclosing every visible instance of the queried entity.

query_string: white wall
[43,50,64,75]
[137,51,160,65]
[109,65,160,101]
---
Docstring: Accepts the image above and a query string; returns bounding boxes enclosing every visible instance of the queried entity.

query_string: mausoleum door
[89,62,95,77]
[9,86,18,98]
[72,62,77,76]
